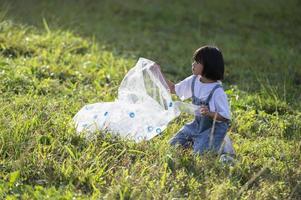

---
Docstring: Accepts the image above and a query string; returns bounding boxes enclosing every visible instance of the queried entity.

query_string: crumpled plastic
[73,57,235,154]
[73,58,182,142]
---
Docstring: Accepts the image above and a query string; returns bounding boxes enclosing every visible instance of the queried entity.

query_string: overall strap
[191,75,198,97]
[205,84,222,104]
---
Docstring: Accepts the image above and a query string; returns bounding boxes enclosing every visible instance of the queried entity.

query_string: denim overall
[170,75,229,154]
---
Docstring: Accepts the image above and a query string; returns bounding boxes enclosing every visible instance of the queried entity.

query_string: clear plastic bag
[73,58,182,141]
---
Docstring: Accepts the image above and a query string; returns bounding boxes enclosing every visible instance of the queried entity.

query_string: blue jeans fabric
[170,116,229,154]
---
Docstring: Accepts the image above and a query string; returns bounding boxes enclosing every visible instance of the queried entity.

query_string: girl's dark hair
[193,45,224,80]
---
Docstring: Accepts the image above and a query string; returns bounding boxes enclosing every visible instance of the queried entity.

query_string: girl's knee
[169,137,178,146]
[169,138,188,147]
[193,137,209,154]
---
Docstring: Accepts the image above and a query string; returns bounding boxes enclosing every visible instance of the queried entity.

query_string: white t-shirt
[175,75,231,120]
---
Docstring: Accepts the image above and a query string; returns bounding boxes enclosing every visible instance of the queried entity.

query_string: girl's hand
[200,105,209,116]
[149,63,161,73]
[153,63,161,71]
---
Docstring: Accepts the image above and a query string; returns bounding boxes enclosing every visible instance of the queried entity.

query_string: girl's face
[191,61,203,76]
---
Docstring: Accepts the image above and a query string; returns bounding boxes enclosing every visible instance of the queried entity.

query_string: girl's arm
[154,63,176,94]
[208,112,228,122]
[200,106,229,122]
[165,79,176,94]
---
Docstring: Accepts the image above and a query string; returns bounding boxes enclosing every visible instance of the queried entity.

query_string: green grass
[0,0,300,199]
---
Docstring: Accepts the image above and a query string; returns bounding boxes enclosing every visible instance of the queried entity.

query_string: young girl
[157,45,234,155]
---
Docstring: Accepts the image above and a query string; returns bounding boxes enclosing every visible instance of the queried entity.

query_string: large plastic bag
[73,58,181,142]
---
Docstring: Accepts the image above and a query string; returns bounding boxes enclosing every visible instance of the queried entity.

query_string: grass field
[0,0,301,199]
